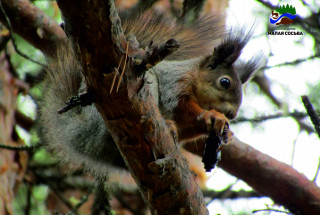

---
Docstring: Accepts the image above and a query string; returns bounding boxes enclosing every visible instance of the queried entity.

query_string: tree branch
[263,54,320,70]
[301,95,320,139]
[233,111,307,124]
[252,208,290,214]
[313,157,320,182]
[184,137,320,214]
[202,189,261,200]
[57,0,207,214]
[15,110,34,131]
[252,73,282,108]
[220,138,320,214]
[0,142,39,151]
[0,0,66,55]
[0,0,45,66]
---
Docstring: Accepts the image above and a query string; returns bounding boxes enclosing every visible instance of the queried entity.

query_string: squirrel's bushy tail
[40,41,124,175]
[121,11,225,60]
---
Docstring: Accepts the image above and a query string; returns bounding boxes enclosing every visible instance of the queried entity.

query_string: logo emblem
[270,4,296,26]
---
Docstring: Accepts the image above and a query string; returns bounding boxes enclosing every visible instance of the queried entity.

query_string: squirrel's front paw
[222,126,233,144]
[198,110,229,137]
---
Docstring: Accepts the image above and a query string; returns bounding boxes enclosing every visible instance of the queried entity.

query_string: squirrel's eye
[220,78,231,89]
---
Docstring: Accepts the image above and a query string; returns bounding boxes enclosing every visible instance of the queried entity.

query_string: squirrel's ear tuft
[235,53,266,84]
[207,28,253,69]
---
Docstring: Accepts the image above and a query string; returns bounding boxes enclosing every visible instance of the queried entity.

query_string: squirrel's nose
[226,111,237,119]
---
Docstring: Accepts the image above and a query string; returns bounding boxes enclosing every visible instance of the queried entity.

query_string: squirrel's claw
[201,110,229,136]
[222,127,233,144]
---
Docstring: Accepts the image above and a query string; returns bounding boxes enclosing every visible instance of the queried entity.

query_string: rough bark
[57,0,207,214]
[1,0,320,214]
[0,50,28,215]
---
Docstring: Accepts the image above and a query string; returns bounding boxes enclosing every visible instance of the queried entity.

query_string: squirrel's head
[195,29,263,119]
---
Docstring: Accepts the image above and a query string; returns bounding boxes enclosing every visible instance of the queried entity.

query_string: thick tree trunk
[1,0,320,214]
[0,50,28,215]
[56,0,208,214]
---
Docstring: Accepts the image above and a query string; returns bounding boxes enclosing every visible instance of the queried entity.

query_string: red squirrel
[40,11,262,175]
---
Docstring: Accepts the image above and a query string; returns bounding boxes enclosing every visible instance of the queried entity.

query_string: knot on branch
[135,38,180,75]
[148,152,180,176]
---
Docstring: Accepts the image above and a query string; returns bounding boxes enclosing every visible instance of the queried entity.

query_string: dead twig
[301,95,320,139]
[252,208,290,214]
[0,142,40,151]
[134,38,180,75]
[57,92,94,114]
[0,1,45,66]
[110,55,123,94]
[233,111,307,124]
[116,41,129,92]
[313,157,320,182]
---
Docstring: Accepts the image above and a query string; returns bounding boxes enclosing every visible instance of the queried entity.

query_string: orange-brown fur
[40,11,262,176]
[121,11,225,60]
